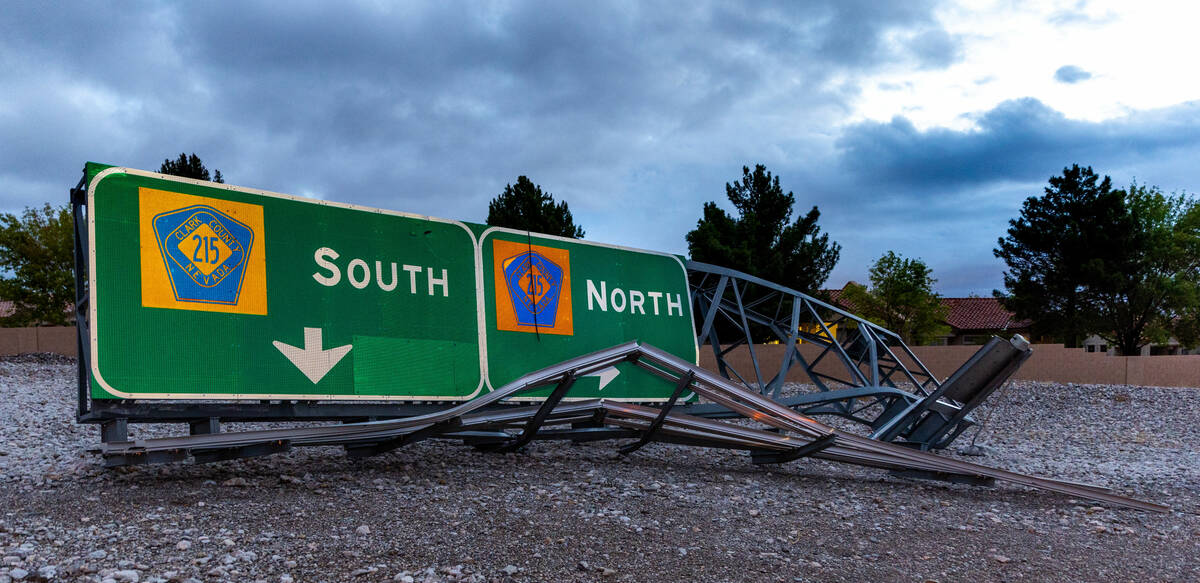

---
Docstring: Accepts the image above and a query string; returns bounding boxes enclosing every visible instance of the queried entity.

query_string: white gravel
[0,354,1197,582]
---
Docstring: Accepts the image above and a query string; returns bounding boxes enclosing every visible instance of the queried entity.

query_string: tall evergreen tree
[486,176,584,238]
[995,165,1200,353]
[687,164,840,294]
[160,153,224,183]
[994,164,1124,347]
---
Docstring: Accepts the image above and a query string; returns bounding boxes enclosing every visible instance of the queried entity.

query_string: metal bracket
[189,417,221,435]
[100,419,128,443]
[618,371,694,455]
[344,418,462,459]
[750,433,836,464]
[488,372,578,453]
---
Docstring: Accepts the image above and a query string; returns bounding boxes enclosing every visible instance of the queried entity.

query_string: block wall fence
[3,327,1198,388]
[698,342,1200,388]
[0,326,77,357]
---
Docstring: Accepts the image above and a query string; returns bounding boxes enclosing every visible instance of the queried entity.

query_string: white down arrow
[273,327,352,384]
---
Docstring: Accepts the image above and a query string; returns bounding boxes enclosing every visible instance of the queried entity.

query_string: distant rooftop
[822,284,1030,332]
[941,297,1030,331]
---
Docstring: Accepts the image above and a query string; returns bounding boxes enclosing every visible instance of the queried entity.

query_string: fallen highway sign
[84,164,697,401]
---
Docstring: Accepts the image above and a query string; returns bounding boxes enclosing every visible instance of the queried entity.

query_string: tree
[0,204,75,326]
[995,164,1200,354]
[993,164,1125,347]
[1088,183,1200,355]
[160,153,224,183]
[686,164,840,294]
[486,176,584,238]
[841,251,949,345]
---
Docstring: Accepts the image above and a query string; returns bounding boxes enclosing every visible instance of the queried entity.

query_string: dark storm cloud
[835,98,1200,192]
[12,1,1198,297]
[0,0,953,218]
[1054,65,1092,83]
[820,98,1200,294]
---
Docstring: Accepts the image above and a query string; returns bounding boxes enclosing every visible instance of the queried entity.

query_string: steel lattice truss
[689,260,940,397]
[686,261,1028,450]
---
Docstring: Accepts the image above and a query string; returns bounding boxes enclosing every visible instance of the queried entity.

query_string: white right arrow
[585,367,620,391]
[273,327,352,384]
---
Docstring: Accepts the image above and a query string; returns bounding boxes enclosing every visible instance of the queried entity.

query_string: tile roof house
[822,285,1031,346]
[0,300,76,325]
[825,283,1195,353]
[937,297,1032,345]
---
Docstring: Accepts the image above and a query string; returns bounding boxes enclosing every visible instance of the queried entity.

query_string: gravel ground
[0,355,1197,582]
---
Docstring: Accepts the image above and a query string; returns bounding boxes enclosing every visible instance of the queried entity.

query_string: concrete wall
[699,342,1200,388]
[3,328,1198,387]
[0,326,77,357]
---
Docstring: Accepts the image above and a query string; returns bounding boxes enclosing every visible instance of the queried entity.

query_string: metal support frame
[71,177,91,421]
[688,261,940,400]
[889,469,997,487]
[618,370,694,455]
[345,419,461,459]
[487,372,578,453]
[685,261,1031,450]
[86,341,1164,512]
[750,434,837,465]
[192,441,291,464]
[870,336,1032,449]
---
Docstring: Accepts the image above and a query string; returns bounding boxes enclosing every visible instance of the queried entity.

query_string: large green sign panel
[87,165,697,401]
[481,229,695,400]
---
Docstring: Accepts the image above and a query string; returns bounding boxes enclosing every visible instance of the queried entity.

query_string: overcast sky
[3,0,1197,296]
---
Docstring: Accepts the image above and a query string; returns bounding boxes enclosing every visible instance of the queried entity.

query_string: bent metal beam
[91,341,1167,513]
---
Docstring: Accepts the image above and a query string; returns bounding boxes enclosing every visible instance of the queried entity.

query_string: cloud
[820,98,1200,294]
[3,2,1197,298]
[906,28,963,70]
[0,1,955,217]
[835,97,1200,191]
[1048,2,1117,27]
[1054,65,1093,84]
